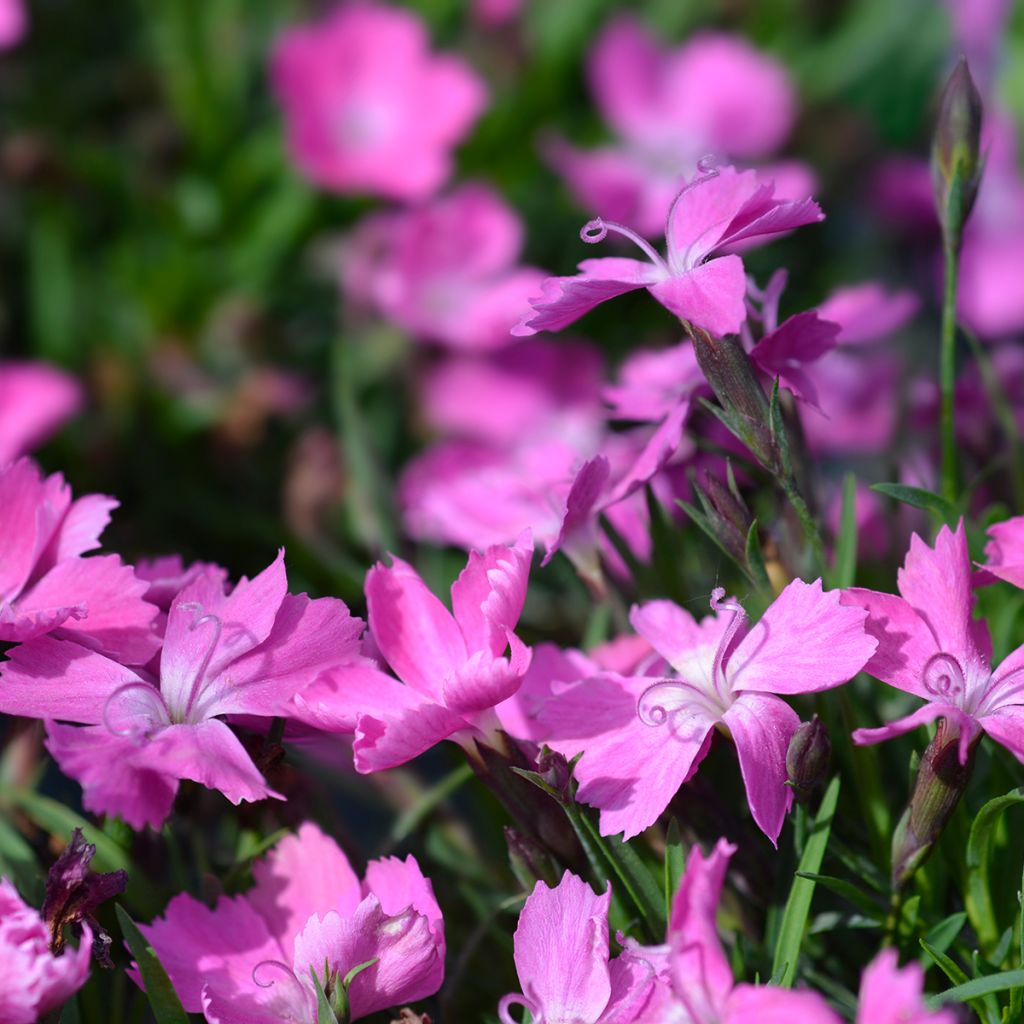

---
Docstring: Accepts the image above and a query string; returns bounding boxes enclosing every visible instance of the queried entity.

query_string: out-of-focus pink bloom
[944,0,1012,88]
[750,311,840,409]
[845,521,1024,764]
[980,515,1024,588]
[0,0,25,47]
[0,878,92,1024]
[0,553,363,828]
[472,0,521,28]
[514,166,823,339]
[296,537,533,773]
[870,157,938,237]
[0,458,159,662]
[498,872,666,1024]
[420,338,605,445]
[271,4,486,200]
[856,949,956,1024]
[816,283,919,345]
[0,362,81,464]
[603,340,705,423]
[536,581,874,841]
[551,17,804,235]
[134,556,229,613]
[138,823,444,1022]
[341,183,545,350]
[663,841,839,1023]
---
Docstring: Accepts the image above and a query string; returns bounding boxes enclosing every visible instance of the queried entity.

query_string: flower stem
[780,476,827,577]
[940,238,960,507]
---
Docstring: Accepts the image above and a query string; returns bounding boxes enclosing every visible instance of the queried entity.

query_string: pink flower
[472,0,521,27]
[0,552,364,828]
[663,841,838,1023]
[856,949,956,1024]
[603,341,705,423]
[271,3,486,200]
[550,17,804,235]
[980,515,1024,588]
[513,166,823,339]
[498,872,666,1024]
[845,520,1024,764]
[815,283,919,345]
[137,823,444,1022]
[536,580,875,841]
[340,183,546,349]
[0,458,159,663]
[0,0,25,48]
[0,361,81,464]
[0,878,92,1024]
[134,555,228,613]
[296,536,533,772]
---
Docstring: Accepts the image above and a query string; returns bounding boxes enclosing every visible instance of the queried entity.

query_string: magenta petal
[728,578,876,695]
[856,948,956,1024]
[606,399,690,505]
[666,168,765,261]
[146,720,279,806]
[751,311,840,408]
[139,891,281,1014]
[978,706,1024,762]
[450,533,532,658]
[724,984,840,1024]
[668,839,737,1020]
[982,515,1024,589]
[586,16,661,141]
[366,556,466,700]
[46,723,178,830]
[0,458,51,599]
[0,637,144,724]
[512,873,611,1022]
[629,600,729,676]
[248,823,362,954]
[363,854,444,946]
[291,663,427,733]
[542,455,610,567]
[512,259,657,336]
[648,255,748,336]
[353,702,468,773]
[539,673,716,839]
[292,898,444,1019]
[852,702,961,747]
[723,693,799,844]
[0,362,81,463]
[442,642,531,716]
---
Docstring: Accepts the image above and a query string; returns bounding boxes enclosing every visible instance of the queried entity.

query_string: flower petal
[647,255,748,336]
[353,702,468,773]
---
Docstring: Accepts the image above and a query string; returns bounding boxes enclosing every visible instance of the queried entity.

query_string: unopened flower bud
[693,466,753,565]
[932,57,983,251]
[786,715,831,804]
[688,326,781,475]
[891,718,978,889]
[505,827,559,890]
[536,747,573,804]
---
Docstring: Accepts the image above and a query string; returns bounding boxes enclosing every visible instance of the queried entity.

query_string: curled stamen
[638,680,676,727]
[709,587,748,702]
[922,652,966,699]
[579,217,668,272]
[102,680,168,742]
[637,681,711,743]
[251,960,310,1021]
[498,993,537,1024]
[980,664,1024,712]
[178,605,224,722]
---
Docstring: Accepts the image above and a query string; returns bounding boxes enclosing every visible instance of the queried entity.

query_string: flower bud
[932,57,983,251]
[505,827,559,890]
[693,466,753,566]
[891,718,978,889]
[688,326,781,475]
[786,715,831,804]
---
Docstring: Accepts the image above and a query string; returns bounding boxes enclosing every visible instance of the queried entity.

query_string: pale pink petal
[629,601,728,676]
[601,949,667,1023]
[139,892,282,1013]
[0,637,145,724]
[442,639,531,716]
[363,854,444,944]
[0,458,51,600]
[978,706,1024,763]
[724,984,840,1024]
[668,839,737,1021]
[146,719,279,806]
[718,191,824,251]
[856,948,956,1024]
[451,534,532,657]
[727,578,876,695]
[982,515,1024,589]
[853,702,962,747]
[199,593,364,719]
[817,283,919,345]
[248,823,362,954]
[366,556,466,699]
[587,17,662,141]
[542,456,610,567]
[539,674,716,839]
[896,522,982,665]
[46,723,179,830]
[292,898,444,1019]
[38,493,119,565]
[353,703,468,773]
[0,361,80,462]
[291,663,428,733]
[648,255,748,336]
[512,259,659,337]
[723,693,799,844]
[512,873,611,1022]
[666,168,765,262]
[606,399,691,504]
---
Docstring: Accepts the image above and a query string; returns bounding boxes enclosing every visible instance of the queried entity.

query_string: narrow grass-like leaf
[966,787,1024,956]
[794,873,884,920]
[309,967,336,1024]
[0,814,42,902]
[927,968,1024,1007]
[664,819,685,924]
[831,473,858,588]
[115,905,189,1024]
[771,775,840,987]
[391,762,474,844]
[921,912,967,959]
[871,482,957,521]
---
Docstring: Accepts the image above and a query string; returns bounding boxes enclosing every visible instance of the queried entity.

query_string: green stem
[781,477,827,577]
[940,238,960,506]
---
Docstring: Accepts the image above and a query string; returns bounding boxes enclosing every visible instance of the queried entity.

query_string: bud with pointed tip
[932,57,984,252]
[693,465,753,565]
[786,715,832,804]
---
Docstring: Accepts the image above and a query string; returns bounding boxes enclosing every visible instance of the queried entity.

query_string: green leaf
[391,763,474,844]
[664,819,685,924]
[871,483,957,521]
[309,967,337,1024]
[0,815,42,903]
[115,905,190,1024]
[966,788,1024,956]
[921,940,999,1024]
[744,517,771,589]
[771,775,841,987]
[768,378,792,477]
[927,969,1024,1006]
[58,996,81,1024]
[677,498,759,588]
[921,912,967,959]
[342,957,378,989]
[793,873,884,920]
[830,473,858,588]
